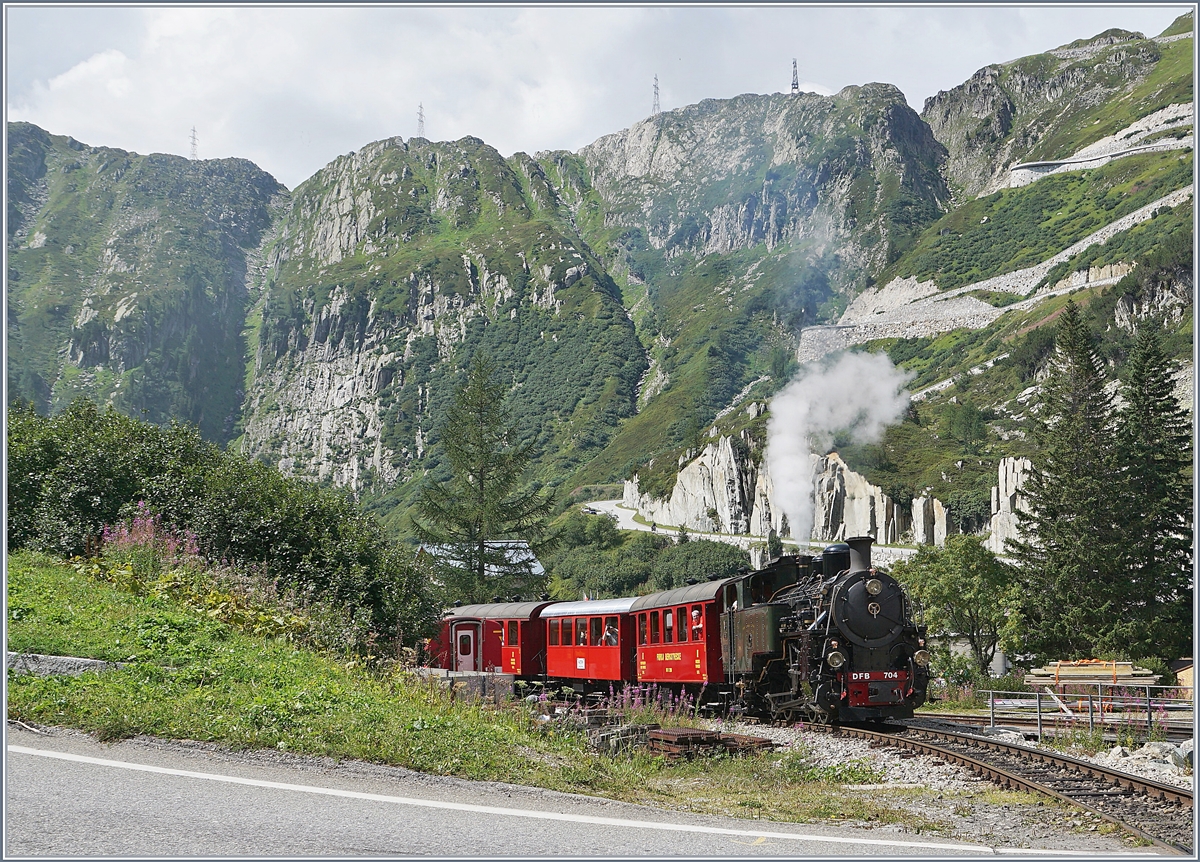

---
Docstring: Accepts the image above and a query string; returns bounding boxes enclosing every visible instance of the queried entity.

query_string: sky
[5,4,1190,190]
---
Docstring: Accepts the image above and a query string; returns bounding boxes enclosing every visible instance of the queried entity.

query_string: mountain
[7,122,284,442]
[7,12,1193,547]
[239,135,645,513]
[923,25,1193,198]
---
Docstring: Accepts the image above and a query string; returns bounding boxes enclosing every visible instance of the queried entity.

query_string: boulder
[1178,739,1193,767]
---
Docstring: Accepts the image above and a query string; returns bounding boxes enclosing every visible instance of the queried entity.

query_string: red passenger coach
[542,598,636,686]
[630,580,733,686]
[433,601,553,675]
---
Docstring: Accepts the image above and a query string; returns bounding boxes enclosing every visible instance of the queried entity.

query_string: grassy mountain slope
[7,122,284,443]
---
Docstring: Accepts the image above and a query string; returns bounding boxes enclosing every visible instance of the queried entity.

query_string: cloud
[7,6,1187,188]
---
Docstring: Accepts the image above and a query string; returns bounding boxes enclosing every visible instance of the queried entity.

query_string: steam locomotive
[430,536,930,723]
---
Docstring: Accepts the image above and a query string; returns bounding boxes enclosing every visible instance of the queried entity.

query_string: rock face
[241,136,645,492]
[922,29,1168,198]
[986,457,1033,554]
[624,442,953,546]
[579,85,949,291]
[810,452,911,543]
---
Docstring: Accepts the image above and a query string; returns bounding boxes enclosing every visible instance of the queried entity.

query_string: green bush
[6,399,438,650]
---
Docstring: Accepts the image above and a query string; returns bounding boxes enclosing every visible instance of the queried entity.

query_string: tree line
[895,302,1192,677]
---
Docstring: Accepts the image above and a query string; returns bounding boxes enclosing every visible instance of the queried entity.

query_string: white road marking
[9,745,1109,856]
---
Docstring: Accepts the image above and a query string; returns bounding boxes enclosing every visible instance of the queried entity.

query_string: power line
[652,74,660,115]
[417,103,425,139]
[189,126,198,160]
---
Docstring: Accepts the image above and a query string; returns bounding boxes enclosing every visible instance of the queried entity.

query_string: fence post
[1088,694,1094,735]
[1146,685,1151,736]
[989,690,995,728]
[1036,691,1042,742]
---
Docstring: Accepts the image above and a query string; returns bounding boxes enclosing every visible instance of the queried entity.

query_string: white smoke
[765,351,913,544]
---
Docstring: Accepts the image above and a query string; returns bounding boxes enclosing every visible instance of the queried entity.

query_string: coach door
[452,622,481,672]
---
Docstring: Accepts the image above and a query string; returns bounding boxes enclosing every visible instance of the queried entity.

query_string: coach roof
[442,600,553,619]
[541,597,637,617]
[629,578,735,612]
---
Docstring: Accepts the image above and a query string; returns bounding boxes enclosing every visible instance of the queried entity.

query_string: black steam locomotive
[719,536,931,722]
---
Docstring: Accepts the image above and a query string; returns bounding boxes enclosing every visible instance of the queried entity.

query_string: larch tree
[413,355,555,604]
[1110,320,1193,661]
[1007,301,1124,661]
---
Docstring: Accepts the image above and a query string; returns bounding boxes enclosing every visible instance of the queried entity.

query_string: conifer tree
[1111,321,1193,660]
[413,355,554,603]
[1007,302,1123,660]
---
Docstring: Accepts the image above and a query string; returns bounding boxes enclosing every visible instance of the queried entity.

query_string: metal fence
[980,684,1194,742]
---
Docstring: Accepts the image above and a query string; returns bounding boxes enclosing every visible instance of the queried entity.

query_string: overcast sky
[5,4,1190,189]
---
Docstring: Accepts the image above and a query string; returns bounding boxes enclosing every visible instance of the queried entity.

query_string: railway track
[820,722,1194,854]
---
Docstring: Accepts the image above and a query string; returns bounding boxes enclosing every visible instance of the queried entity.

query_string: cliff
[623,435,956,547]
[239,136,645,494]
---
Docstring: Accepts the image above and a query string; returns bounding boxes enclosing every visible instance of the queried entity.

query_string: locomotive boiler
[720,536,930,722]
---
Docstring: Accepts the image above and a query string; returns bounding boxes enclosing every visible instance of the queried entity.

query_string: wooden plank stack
[1024,660,1160,689]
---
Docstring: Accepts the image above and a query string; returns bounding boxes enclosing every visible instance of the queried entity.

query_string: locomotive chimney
[845,536,873,573]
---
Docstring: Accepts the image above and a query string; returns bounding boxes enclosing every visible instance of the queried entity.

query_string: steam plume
[766,351,913,544]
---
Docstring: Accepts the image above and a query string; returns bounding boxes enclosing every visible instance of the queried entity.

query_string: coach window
[603,616,619,646]
[548,619,559,646]
[638,613,648,645]
[590,617,603,646]
[649,610,660,644]
[675,607,688,642]
[562,618,573,647]
[508,620,519,646]
[691,605,704,640]
[663,609,674,643]
[577,619,589,646]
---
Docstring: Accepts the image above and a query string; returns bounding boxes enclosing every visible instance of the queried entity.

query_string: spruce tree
[1111,321,1193,661]
[413,355,555,603]
[1007,302,1123,660]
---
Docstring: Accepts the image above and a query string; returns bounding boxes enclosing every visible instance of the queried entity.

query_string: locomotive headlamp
[826,650,846,669]
[913,649,931,667]
[865,578,883,596]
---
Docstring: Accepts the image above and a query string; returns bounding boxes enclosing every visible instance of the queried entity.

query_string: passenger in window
[603,622,619,645]
[691,608,703,639]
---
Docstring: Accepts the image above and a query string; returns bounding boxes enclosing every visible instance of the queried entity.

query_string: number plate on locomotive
[848,671,902,681]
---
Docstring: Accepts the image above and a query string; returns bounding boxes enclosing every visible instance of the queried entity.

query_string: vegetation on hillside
[888,150,1192,290]
[543,510,750,600]
[7,122,283,443]
[8,400,437,651]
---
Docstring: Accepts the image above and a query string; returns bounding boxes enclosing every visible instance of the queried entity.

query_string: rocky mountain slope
[239,136,645,502]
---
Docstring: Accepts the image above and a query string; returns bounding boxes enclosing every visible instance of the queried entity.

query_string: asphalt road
[3,724,1095,858]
